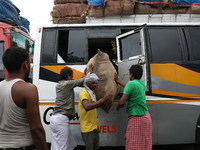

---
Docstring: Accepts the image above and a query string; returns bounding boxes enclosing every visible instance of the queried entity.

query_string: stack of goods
[134,0,200,14]
[51,0,200,23]
[51,0,87,24]
[134,1,188,14]
[87,0,135,17]
[186,5,200,14]
[85,0,200,18]
[0,0,30,34]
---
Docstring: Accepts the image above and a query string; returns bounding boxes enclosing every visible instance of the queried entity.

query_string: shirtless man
[0,47,48,150]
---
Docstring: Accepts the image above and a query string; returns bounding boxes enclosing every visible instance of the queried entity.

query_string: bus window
[121,28,136,34]
[88,28,118,38]
[41,29,57,64]
[148,28,183,63]
[58,30,86,64]
[0,41,4,80]
[183,28,200,61]
[118,31,141,60]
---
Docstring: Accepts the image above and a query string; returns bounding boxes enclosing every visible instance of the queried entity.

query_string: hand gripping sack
[87,49,120,113]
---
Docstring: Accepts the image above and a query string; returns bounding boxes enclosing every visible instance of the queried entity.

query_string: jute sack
[87,49,120,113]
[186,5,200,14]
[87,6,104,18]
[51,4,87,17]
[54,0,86,4]
[104,0,134,16]
[52,17,85,24]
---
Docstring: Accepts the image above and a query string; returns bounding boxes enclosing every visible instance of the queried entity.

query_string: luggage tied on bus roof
[0,0,30,34]
[87,49,120,113]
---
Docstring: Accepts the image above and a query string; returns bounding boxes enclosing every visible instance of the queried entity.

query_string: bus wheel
[43,107,54,125]
[194,143,200,150]
[194,114,200,150]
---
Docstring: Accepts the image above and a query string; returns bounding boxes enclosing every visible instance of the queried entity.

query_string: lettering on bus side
[43,107,117,133]
[43,107,79,125]
[98,125,117,133]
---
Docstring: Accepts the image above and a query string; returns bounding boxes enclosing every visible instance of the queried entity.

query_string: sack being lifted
[87,49,120,113]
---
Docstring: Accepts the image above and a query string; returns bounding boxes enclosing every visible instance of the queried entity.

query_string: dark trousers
[81,129,99,150]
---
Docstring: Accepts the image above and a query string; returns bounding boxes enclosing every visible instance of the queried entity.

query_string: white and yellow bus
[32,15,200,148]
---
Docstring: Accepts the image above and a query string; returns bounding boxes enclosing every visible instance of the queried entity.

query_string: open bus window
[58,30,86,63]
[183,28,200,61]
[88,38,118,71]
[0,41,4,81]
[148,28,183,63]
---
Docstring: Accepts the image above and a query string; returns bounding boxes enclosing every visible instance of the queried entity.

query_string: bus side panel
[155,102,200,144]
[40,101,128,146]
[150,64,200,97]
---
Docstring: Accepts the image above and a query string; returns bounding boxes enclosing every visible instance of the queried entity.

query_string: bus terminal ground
[72,144,199,150]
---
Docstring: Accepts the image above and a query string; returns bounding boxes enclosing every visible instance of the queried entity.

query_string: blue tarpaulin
[87,0,105,7]
[87,0,200,7]
[138,0,200,6]
[0,0,30,34]
[169,0,200,6]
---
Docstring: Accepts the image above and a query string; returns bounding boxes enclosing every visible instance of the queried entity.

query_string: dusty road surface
[73,144,199,150]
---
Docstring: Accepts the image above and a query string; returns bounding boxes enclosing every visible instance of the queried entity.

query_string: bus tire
[194,114,200,150]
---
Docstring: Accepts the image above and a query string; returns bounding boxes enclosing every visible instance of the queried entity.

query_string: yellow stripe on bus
[147,99,200,104]
[151,64,200,87]
[41,65,84,79]
[39,100,200,106]
[39,102,120,106]
[152,89,200,97]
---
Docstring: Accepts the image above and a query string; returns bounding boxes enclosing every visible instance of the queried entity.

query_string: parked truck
[0,22,34,81]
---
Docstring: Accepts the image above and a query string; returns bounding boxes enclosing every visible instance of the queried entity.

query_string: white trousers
[50,114,77,150]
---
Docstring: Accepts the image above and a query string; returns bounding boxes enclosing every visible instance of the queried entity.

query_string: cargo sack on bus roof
[52,17,86,24]
[87,0,134,17]
[54,0,86,4]
[186,5,200,14]
[104,0,134,16]
[51,4,87,17]
[87,49,120,113]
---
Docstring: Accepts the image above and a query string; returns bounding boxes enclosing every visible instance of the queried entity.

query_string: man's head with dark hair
[59,67,73,81]
[129,64,143,80]
[2,47,29,73]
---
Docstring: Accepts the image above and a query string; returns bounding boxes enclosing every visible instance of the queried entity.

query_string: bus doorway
[88,38,118,71]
